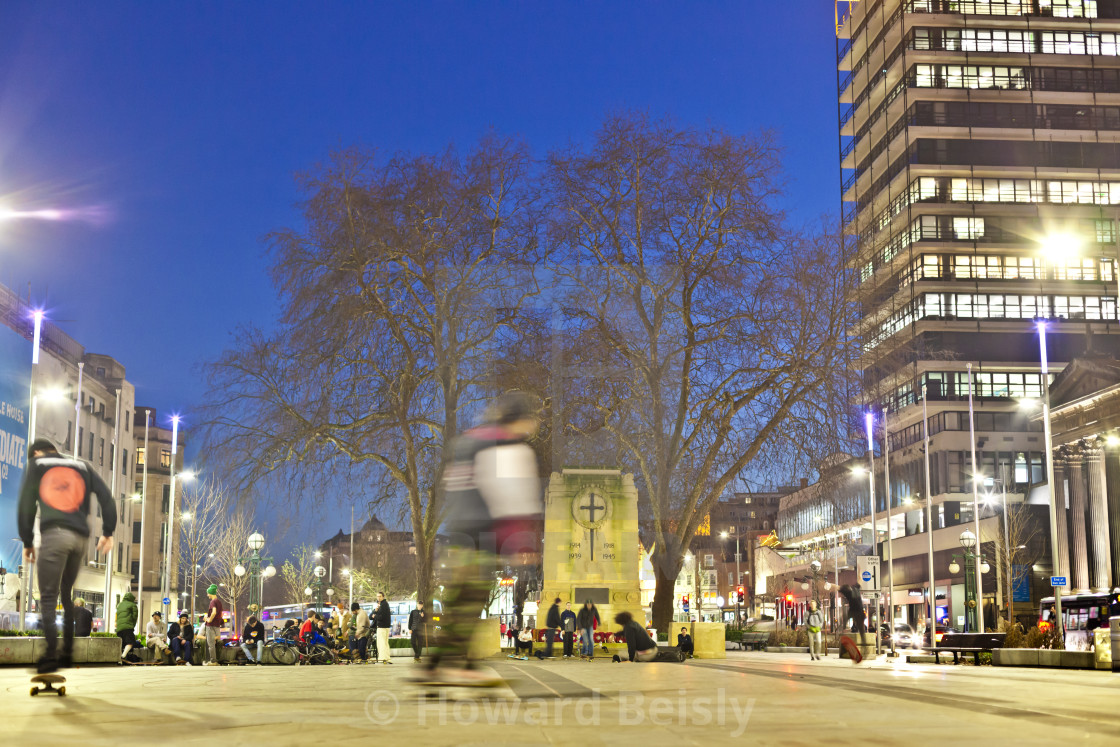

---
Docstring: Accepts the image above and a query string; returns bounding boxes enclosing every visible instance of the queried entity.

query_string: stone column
[1052,450,1071,581]
[1085,439,1114,592]
[1066,445,1092,593]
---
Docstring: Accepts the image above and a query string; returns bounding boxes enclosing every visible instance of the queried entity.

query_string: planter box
[1061,650,1094,669]
[994,648,1039,667]
[1038,649,1062,668]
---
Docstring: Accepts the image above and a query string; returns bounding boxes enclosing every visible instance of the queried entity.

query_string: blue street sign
[861,571,873,583]
[1050,576,1066,587]
[162,597,171,605]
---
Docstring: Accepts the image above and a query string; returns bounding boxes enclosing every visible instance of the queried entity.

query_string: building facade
[834,0,1120,630]
[0,284,137,630]
[129,408,185,622]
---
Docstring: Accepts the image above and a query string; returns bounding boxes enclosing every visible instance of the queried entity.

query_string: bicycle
[264,638,299,666]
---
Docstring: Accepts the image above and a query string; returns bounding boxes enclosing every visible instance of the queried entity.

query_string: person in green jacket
[116,592,139,664]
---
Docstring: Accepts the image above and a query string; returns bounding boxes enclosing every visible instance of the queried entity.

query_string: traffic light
[682,593,690,611]
[785,593,793,604]
[736,586,745,605]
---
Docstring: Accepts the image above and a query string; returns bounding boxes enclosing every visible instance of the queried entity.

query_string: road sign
[162,597,171,605]
[1050,576,1067,587]
[856,555,881,591]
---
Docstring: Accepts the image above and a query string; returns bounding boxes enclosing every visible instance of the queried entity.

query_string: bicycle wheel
[310,644,336,665]
[268,643,298,666]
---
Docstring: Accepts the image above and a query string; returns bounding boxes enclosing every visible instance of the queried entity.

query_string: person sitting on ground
[281,618,299,640]
[677,627,694,658]
[614,611,658,662]
[74,598,94,638]
[168,612,194,665]
[145,611,172,664]
[241,615,266,664]
[515,628,534,655]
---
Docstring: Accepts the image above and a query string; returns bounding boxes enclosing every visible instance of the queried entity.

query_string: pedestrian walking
[540,597,561,659]
[203,584,224,665]
[374,591,392,663]
[677,627,694,658]
[73,598,93,638]
[560,602,577,658]
[431,392,542,683]
[576,600,599,659]
[146,611,172,664]
[116,591,139,664]
[807,599,825,661]
[169,612,194,664]
[17,438,117,673]
[407,601,426,661]
[241,614,265,664]
[614,611,657,662]
[349,603,370,662]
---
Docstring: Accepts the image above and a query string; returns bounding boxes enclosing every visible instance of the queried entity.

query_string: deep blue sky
[1,1,841,550]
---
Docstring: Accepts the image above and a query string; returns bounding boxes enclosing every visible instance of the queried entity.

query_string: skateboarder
[116,591,139,663]
[577,600,600,659]
[560,602,577,658]
[614,611,658,662]
[18,438,117,673]
[431,392,542,684]
[203,584,224,665]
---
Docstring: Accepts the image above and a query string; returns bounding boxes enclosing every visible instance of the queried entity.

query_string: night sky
[1,1,841,550]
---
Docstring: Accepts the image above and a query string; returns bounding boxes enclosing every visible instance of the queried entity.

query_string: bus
[260,599,442,638]
[1038,591,1120,651]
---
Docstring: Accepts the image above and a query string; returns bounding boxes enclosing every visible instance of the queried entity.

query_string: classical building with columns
[1046,353,1120,594]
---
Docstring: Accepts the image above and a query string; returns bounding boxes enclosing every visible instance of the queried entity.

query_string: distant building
[319,515,420,595]
[129,408,185,621]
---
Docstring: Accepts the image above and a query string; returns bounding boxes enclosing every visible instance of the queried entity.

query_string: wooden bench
[728,631,769,651]
[921,632,1006,665]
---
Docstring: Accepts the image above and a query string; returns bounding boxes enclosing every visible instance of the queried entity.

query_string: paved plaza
[4,651,1120,745]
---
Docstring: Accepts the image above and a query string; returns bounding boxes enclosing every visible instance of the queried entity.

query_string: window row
[887,407,1042,448]
[868,292,1117,347]
[861,175,1120,240]
[902,253,1114,286]
[911,63,1120,93]
[910,27,1120,54]
[908,1,1100,18]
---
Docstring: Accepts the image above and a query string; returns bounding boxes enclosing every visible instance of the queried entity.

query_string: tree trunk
[415,537,434,606]
[651,559,681,633]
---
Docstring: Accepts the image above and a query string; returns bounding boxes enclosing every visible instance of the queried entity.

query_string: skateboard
[839,636,863,664]
[30,673,66,697]
[410,676,507,699]
[507,654,529,660]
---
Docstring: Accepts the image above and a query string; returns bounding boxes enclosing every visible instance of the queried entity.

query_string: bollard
[1111,617,1120,673]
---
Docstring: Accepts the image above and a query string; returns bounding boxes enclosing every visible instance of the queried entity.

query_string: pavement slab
[3,651,1119,745]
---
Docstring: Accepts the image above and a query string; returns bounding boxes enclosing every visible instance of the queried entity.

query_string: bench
[728,632,769,651]
[920,632,1006,665]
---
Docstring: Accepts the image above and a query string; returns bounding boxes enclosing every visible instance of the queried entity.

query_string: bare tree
[178,480,230,619]
[201,137,544,605]
[211,511,253,629]
[992,501,1043,626]
[548,113,856,631]
[279,544,319,608]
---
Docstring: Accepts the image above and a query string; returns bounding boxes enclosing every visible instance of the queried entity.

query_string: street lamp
[236,532,274,619]
[951,529,990,632]
[160,414,182,621]
[311,565,327,613]
[1035,320,1067,644]
[720,529,744,628]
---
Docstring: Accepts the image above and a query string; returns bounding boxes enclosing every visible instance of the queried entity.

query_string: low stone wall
[0,636,122,665]
[993,648,1100,670]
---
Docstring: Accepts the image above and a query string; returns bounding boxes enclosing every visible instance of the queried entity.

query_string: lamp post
[720,529,743,627]
[234,532,276,620]
[921,384,938,651]
[309,565,327,613]
[949,529,991,633]
[965,363,985,631]
[1036,320,1066,644]
[160,414,181,620]
[21,309,44,632]
[881,406,896,656]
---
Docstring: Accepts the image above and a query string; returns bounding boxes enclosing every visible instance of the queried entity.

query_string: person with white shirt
[145,611,172,664]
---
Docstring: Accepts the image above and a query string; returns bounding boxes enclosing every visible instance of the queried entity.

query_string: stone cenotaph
[539,468,643,630]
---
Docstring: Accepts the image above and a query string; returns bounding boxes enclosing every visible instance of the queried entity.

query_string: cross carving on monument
[581,492,606,561]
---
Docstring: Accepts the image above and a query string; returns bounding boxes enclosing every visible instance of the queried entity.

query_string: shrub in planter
[0,629,36,637]
[1003,623,1026,649]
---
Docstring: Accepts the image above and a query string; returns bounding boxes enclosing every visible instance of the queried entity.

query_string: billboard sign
[0,324,31,569]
